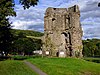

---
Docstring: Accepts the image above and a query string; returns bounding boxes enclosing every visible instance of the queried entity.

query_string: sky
[9,0,100,39]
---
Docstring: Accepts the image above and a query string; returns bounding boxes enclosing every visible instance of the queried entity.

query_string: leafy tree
[96,42,100,56]
[0,0,16,56]
[20,0,39,9]
[12,33,42,55]
[0,0,39,56]
[83,39,100,57]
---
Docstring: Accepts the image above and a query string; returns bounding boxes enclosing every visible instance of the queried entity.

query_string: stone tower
[42,5,83,57]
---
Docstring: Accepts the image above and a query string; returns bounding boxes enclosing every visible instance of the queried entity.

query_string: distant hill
[11,29,44,37]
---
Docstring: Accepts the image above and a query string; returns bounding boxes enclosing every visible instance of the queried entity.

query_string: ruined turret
[42,5,83,57]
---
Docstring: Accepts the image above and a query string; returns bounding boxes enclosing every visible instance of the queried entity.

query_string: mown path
[24,60,47,75]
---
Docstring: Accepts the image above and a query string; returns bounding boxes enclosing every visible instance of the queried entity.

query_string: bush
[11,55,42,60]
[83,57,100,63]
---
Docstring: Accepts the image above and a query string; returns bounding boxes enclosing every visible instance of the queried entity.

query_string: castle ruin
[42,5,83,57]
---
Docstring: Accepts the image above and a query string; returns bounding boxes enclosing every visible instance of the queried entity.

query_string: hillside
[11,29,44,37]
[9,29,43,55]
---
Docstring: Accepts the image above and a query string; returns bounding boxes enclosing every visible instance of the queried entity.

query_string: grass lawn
[27,58,100,75]
[0,60,37,75]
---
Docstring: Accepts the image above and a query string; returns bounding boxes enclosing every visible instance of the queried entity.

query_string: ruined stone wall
[43,5,83,57]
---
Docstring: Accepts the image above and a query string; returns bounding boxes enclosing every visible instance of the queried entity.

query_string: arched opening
[56,52,59,57]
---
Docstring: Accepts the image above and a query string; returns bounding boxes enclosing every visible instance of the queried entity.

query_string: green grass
[27,58,100,75]
[0,60,37,75]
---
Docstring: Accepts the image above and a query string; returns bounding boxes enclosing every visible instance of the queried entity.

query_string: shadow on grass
[0,56,11,61]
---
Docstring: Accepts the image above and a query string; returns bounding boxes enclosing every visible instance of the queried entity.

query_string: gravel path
[24,60,47,75]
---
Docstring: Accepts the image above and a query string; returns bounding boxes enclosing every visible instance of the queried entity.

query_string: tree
[96,43,100,56]
[20,0,39,9]
[0,0,39,56]
[83,40,91,57]
[83,39,100,57]
[12,33,42,55]
[0,0,16,56]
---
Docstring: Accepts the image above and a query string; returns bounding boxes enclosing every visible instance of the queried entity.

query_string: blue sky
[9,0,100,39]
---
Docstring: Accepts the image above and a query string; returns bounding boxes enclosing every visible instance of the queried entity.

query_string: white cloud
[10,5,44,31]
[9,0,100,39]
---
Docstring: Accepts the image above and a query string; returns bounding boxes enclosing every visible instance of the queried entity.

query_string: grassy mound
[28,58,100,75]
[0,60,37,75]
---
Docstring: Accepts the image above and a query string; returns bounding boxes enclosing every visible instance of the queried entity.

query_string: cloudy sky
[9,0,100,39]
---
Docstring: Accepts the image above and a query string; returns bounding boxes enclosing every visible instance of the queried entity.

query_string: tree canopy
[11,31,42,55]
[0,0,16,56]
[0,0,39,56]
[20,0,39,9]
[83,39,100,57]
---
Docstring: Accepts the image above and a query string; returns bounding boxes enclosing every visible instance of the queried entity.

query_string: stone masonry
[42,5,83,57]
